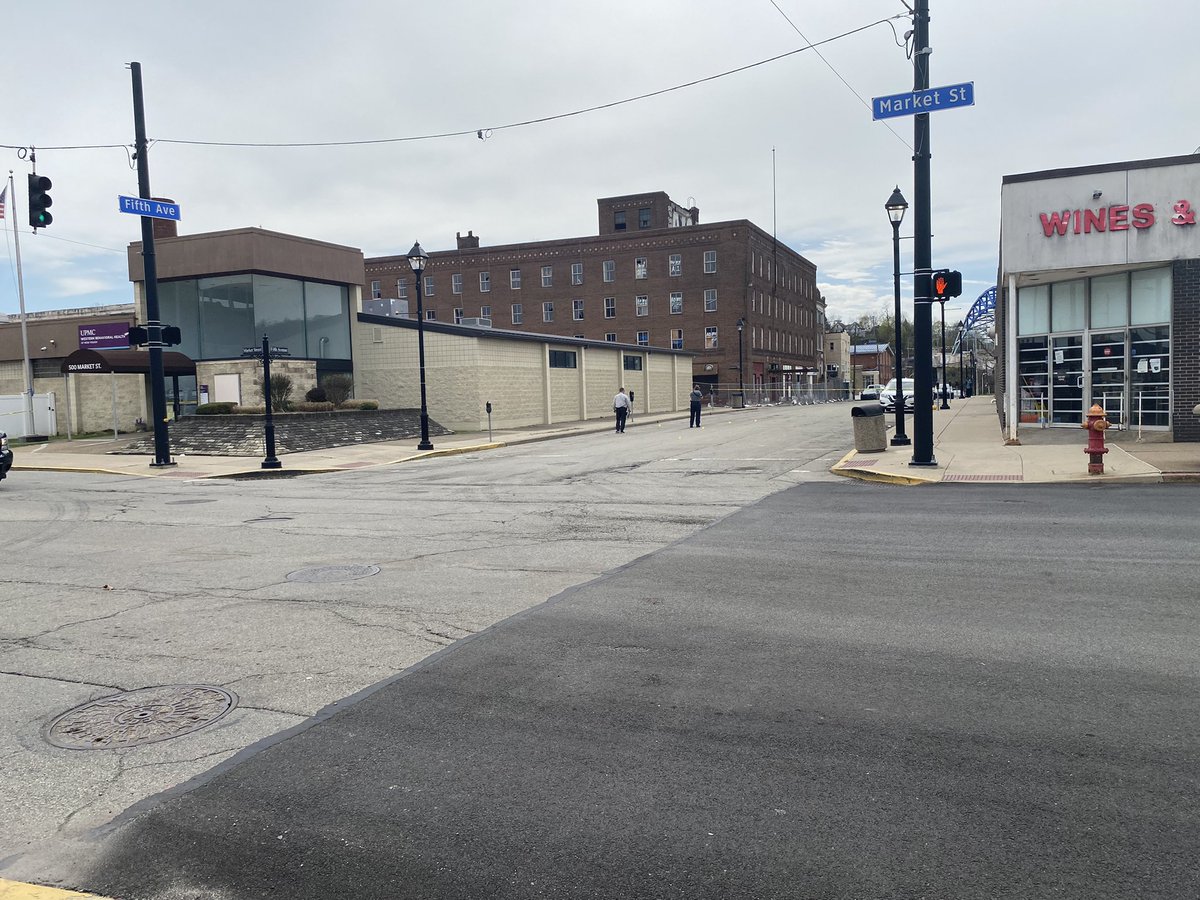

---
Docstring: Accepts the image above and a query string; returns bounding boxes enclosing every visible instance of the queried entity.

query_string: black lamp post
[736,317,746,407]
[407,241,434,451]
[886,187,910,445]
[938,299,950,409]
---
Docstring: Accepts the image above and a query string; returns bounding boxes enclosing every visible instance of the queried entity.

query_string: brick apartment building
[364,192,824,395]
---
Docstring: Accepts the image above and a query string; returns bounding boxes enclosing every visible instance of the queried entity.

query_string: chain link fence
[699,381,853,408]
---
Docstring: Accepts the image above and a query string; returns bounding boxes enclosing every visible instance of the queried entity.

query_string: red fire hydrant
[1081,403,1109,474]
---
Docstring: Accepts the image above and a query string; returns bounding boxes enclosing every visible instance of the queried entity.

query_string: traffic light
[127,326,149,346]
[27,174,53,229]
[161,326,182,346]
[932,269,962,301]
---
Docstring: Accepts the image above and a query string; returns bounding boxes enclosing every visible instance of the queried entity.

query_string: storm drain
[286,564,380,583]
[45,685,238,750]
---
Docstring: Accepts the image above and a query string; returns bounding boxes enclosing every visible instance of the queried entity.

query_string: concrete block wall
[1172,259,1200,441]
[584,350,622,419]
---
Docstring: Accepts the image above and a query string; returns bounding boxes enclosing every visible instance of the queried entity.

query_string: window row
[418,292,721,325]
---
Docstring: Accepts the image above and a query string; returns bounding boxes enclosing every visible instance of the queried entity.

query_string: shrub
[255,373,294,411]
[294,401,336,412]
[321,373,354,408]
[195,402,237,415]
[234,405,266,415]
[305,386,328,403]
[340,399,379,410]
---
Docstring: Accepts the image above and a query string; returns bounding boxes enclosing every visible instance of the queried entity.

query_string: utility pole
[909,0,936,466]
[130,62,175,467]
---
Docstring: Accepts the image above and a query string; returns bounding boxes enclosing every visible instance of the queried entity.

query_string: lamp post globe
[407,240,434,451]
[885,186,910,445]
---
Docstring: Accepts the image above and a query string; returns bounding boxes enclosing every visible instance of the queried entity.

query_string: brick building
[364,191,824,396]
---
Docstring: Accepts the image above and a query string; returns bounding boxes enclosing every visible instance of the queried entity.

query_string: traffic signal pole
[130,62,175,467]
[909,0,936,467]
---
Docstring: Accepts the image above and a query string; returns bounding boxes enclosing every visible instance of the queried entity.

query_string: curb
[0,878,113,899]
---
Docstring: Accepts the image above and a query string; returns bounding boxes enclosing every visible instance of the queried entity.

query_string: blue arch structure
[953,286,996,353]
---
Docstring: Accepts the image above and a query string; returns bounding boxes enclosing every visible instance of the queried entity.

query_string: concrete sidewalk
[831,396,1200,485]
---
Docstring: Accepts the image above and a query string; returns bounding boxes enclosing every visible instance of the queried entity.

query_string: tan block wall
[61,373,147,435]
[196,359,317,408]
[0,360,25,396]
[584,349,622,420]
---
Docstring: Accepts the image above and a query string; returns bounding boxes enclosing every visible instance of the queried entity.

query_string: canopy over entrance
[60,348,196,376]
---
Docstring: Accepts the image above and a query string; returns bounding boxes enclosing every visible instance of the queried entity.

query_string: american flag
[0,184,6,220]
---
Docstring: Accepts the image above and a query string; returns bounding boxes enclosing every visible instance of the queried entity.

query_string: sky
[3,1,1199,330]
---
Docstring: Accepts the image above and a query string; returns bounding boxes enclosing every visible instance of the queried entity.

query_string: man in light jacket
[613,388,630,433]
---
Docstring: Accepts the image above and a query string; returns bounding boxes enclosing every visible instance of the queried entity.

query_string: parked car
[0,432,12,482]
[879,378,916,412]
[860,384,881,401]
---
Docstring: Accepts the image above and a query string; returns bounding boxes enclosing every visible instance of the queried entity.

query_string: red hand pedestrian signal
[932,269,962,300]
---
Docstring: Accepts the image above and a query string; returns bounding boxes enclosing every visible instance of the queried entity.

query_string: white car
[878,378,916,412]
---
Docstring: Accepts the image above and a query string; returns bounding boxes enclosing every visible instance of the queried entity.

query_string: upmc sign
[79,322,131,350]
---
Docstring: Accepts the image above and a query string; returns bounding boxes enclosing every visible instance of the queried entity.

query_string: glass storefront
[1017,266,1171,429]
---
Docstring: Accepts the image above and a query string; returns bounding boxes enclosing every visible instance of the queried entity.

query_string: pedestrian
[689,384,704,428]
[613,387,630,433]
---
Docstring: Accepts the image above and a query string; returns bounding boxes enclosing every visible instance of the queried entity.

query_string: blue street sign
[871,82,974,120]
[118,195,182,221]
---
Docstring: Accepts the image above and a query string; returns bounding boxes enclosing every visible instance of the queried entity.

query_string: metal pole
[737,319,746,407]
[9,172,38,441]
[261,333,281,469]
[939,300,950,408]
[959,327,965,395]
[890,218,910,445]
[910,0,936,466]
[130,62,175,467]
[415,267,433,450]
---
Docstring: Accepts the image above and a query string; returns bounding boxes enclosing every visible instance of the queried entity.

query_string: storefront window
[157,279,200,359]
[198,275,255,359]
[1050,280,1085,331]
[304,282,350,359]
[1089,273,1128,328]
[1131,267,1170,325]
[1017,284,1049,335]
[254,275,306,353]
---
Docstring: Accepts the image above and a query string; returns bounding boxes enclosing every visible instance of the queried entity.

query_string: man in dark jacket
[689,385,704,428]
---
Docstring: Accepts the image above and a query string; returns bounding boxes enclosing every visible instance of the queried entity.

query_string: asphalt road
[4,405,1199,898]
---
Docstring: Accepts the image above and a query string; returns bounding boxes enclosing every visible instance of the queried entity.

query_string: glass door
[1130,325,1170,428]
[1017,336,1049,424]
[1090,331,1126,425]
[1050,335,1084,424]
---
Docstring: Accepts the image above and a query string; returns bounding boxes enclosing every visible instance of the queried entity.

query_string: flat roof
[1002,153,1200,185]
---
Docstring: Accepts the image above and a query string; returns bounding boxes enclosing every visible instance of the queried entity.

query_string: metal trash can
[731,394,745,409]
[850,403,887,452]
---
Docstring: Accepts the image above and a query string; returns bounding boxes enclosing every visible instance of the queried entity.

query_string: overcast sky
[3,1,1198,328]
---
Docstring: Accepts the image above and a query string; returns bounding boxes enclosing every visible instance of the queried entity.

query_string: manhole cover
[286,564,380,583]
[46,685,238,750]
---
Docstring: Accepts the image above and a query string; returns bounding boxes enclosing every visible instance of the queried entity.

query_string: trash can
[850,403,887,452]
[731,394,745,409]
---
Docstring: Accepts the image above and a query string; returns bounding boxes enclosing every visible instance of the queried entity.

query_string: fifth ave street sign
[871,82,974,120]
[118,195,182,221]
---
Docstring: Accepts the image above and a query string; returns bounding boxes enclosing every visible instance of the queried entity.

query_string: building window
[571,262,583,285]
[549,350,577,369]
[635,257,648,279]
[511,303,523,324]
[704,289,717,312]
[424,276,435,296]
[669,254,682,277]
[480,272,491,293]
[670,292,683,315]
[370,280,381,299]
[638,207,651,229]
[603,260,615,282]
[614,211,626,231]
[705,326,718,349]
[425,309,436,321]
[671,328,683,350]
[454,307,464,324]
[510,269,522,290]
[635,332,649,347]
[541,265,553,287]
[624,354,643,371]
[704,250,717,274]
[604,297,616,319]
[543,301,554,322]
[635,295,648,316]
[397,278,408,299]
[480,305,492,318]
[573,299,585,320]
[605,332,617,342]
[452,273,463,295]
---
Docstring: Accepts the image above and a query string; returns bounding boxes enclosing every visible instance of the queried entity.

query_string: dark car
[0,432,12,482]
[860,384,881,401]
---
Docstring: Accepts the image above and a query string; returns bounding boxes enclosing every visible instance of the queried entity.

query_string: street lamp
[938,300,951,409]
[736,317,746,407]
[407,241,434,451]
[886,186,910,445]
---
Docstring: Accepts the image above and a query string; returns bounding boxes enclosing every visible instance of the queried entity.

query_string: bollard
[1081,403,1109,474]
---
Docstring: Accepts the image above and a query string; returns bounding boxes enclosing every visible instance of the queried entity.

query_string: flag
[0,184,6,219]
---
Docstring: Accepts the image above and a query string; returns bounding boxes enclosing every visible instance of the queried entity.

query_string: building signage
[1039,199,1196,237]
[66,361,106,372]
[79,322,131,350]
[871,82,974,120]
[118,195,182,221]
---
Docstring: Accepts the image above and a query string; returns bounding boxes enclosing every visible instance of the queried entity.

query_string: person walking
[689,384,704,428]
[613,387,630,433]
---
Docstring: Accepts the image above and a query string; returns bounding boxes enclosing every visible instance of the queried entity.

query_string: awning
[60,348,196,376]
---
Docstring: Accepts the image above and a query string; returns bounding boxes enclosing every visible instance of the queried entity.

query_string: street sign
[871,82,974,120]
[118,195,181,221]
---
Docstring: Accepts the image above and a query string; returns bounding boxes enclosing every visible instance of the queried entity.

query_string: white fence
[0,393,58,438]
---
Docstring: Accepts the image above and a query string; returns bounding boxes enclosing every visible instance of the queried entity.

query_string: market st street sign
[872,82,974,120]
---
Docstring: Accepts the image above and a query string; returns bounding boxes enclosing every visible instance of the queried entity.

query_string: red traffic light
[932,269,962,300]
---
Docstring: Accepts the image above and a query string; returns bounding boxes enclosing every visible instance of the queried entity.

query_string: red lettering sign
[1039,202,1171,236]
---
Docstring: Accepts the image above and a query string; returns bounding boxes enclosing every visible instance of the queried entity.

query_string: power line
[1,14,905,154]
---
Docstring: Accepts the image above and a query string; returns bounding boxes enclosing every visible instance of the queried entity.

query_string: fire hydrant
[1081,403,1109,474]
